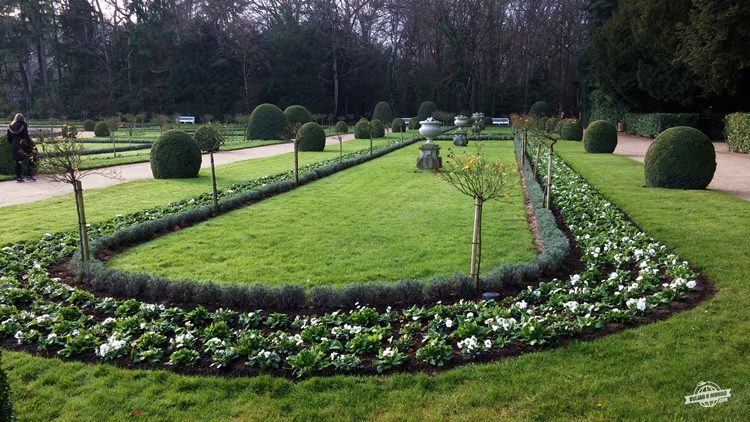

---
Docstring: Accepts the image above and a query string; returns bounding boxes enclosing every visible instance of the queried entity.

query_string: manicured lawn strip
[108,141,535,287]
[5,139,747,420]
[0,139,393,245]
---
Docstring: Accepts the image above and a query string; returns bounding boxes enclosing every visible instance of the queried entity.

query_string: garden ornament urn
[471,112,485,135]
[417,118,443,171]
[453,115,469,147]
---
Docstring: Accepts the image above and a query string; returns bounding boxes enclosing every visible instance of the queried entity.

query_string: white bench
[492,117,510,126]
[177,116,195,124]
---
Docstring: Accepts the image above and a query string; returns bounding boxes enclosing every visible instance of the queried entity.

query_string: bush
[0,139,15,175]
[284,105,313,127]
[354,120,372,139]
[61,123,77,138]
[644,126,716,189]
[193,124,223,152]
[408,117,419,130]
[334,120,349,135]
[545,117,560,133]
[724,113,750,153]
[371,119,385,138]
[584,120,618,153]
[94,121,110,137]
[537,117,549,131]
[391,118,405,133]
[0,351,13,422]
[530,101,552,118]
[150,130,202,179]
[83,119,96,131]
[559,119,583,141]
[417,101,438,121]
[247,103,289,140]
[431,110,455,126]
[624,113,700,138]
[296,122,326,151]
[372,101,393,125]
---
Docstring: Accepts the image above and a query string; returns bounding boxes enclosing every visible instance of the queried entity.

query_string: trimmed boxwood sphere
[644,126,716,189]
[150,130,202,179]
[372,101,393,125]
[559,119,583,141]
[354,120,371,139]
[391,118,405,132]
[296,122,326,151]
[334,120,348,135]
[530,101,552,118]
[417,101,437,121]
[247,103,288,140]
[371,119,385,137]
[94,121,110,137]
[284,105,312,127]
[584,120,618,153]
[83,119,96,131]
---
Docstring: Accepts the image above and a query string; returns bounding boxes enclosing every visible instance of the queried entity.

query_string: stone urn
[417,118,443,171]
[453,115,469,147]
[419,118,443,143]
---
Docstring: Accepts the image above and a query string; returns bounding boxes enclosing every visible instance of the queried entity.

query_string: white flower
[686,280,697,289]
[516,300,528,309]
[445,319,453,328]
[484,339,492,349]
[382,347,395,357]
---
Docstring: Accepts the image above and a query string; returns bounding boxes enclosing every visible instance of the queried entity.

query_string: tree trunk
[470,196,483,288]
[74,180,90,261]
[210,152,219,215]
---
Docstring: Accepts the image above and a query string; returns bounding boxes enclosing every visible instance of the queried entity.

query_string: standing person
[6,113,36,182]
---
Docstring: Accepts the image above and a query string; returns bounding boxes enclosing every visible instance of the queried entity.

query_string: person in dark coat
[7,113,36,182]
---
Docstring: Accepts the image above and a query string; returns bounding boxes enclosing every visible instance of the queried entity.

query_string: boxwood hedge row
[73,136,569,311]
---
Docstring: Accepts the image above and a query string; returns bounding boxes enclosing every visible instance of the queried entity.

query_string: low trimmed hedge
[725,112,750,153]
[624,113,699,138]
[74,136,569,311]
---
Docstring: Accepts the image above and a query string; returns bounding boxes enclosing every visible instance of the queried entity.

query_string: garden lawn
[108,141,534,287]
[0,139,392,245]
[4,139,748,420]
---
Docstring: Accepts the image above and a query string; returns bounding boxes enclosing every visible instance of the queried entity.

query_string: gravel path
[614,133,750,201]
[0,134,357,207]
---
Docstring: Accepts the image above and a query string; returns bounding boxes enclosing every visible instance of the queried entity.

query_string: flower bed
[0,136,706,378]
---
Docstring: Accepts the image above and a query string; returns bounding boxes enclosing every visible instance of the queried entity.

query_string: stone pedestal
[453,131,468,147]
[417,143,442,171]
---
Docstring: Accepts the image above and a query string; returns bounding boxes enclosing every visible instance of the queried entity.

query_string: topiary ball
[371,119,385,138]
[530,101,552,118]
[193,124,224,152]
[391,118,405,133]
[644,126,716,189]
[284,105,313,127]
[372,101,393,125]
[94,121,110,137]
[559,119,583,141]
[83,119,96,131]
[247,103,289,140]
[150,130,202,179]
[296,122,326,151]
[334,121,348,135]
[417,101,437,121]
[354,120,371,139]
[584,120,618,153]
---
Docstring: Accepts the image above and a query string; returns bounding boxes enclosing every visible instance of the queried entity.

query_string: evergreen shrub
[584,120,618,153]
[94,121,110,137]
[297,122,326,151]
[644,126,716,189]
[247,104,289,140]
[150,130,202,179]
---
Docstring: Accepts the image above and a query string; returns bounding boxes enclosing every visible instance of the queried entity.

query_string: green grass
[0,139,393,246]
[109,141,534,287]
[4,139,748,420]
